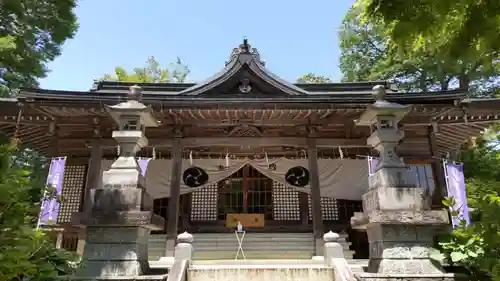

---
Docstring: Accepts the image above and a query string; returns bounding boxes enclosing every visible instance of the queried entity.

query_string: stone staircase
[188,259,334,281]
[148,233,353,261]
[150,257,367,281]
[187,259,367,281]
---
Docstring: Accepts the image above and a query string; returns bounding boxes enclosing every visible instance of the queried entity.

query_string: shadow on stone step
[147,267,169,275]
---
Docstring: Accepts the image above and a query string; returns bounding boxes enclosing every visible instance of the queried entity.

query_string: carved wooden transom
[226,125,263,137]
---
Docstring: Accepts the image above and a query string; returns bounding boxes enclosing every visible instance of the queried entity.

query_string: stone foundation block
[369,167,416,189]
[102,168,145,189]
[363,188,426,212]
[352,210,449,229]
[85,227,150,244]
[72,210,164,230]
[77,260,149,277]
[83,243,149,261]
[368,241,432,259]
[368,259,444,275]
[366,225,435,243]
[92,187,153,212]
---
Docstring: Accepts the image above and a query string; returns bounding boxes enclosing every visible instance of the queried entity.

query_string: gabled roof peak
[226,37,265,66]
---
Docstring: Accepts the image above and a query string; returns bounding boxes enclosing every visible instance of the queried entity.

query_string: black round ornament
[182,166,209,187]
[285,166,310,187]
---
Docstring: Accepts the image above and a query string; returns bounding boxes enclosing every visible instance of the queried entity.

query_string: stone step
[147,233,354,261]
[190,258,367,267]
[191,259,325,266]
[148,233,324,241]
[192,251,316,260]
[347,259,368,273]
[189,232,317,238]
[189,242,351,251]
[188,266,333,281]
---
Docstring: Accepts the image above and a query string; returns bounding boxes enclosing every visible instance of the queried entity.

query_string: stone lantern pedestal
[72,86,164,278]
[351,86,451,278]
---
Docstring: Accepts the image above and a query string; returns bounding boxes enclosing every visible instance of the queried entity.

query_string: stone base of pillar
[165,237,176,256]
[76,229,86,256]
[315,237,324,256]
[71,210,164,278]
[352,210,449,275]
[366,224,443,275]
[75,226,151,277]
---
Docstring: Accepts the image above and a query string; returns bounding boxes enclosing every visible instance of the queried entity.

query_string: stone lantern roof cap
[356,85,412,126]
[105,102,159,127]
[104,85,159,127]
[105,90,158,129]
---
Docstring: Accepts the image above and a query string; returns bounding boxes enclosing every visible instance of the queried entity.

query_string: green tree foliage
[101,57,190,83]
[297,73,332,83]
[0,0,78,91]
[431,134,500,280]
[339,4,500,279]
[0,145,79,281]
[0,2,80,279]
[357,0,500,65]
[339,6,499,96]
[339,6,449,92]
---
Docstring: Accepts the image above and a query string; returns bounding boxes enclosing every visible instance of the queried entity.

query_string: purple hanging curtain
[37,157,67,227]
[368,157,379,175]
[444,162,470,227]
[137,158,152,177]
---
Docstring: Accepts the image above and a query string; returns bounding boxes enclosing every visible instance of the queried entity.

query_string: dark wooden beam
[1,116,497,128]
[59,137,370,148]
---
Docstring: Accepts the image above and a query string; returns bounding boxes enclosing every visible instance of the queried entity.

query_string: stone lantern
[103,84,158,183]
[356,85,418,210]
[74,85,164,278]
[351,85,449,276]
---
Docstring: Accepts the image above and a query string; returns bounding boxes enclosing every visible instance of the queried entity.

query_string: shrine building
[1,40,499,260]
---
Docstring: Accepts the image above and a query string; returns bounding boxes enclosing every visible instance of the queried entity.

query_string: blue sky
[39,0,354,91]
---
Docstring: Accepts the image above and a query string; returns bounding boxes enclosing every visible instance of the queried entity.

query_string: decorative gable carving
[178,38,309,96]
[226,125,263,137]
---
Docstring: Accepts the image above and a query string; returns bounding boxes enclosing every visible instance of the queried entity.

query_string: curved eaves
[248,60,310,96]
[178,53,311,96]
[178,59,242,96]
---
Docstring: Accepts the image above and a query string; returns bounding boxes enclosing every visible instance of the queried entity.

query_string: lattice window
[308,195,339,220]
[217,165,273,220]
[272,182,300,220]
[153,198,168,220]
[190,184,218,221]
[57,165,86,224]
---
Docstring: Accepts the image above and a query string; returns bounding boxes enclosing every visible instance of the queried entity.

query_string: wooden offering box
[226,213,265,229]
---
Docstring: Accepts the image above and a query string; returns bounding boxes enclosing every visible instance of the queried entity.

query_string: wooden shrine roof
[0,39,498,158]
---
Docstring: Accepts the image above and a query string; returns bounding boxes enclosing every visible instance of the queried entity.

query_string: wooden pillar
[55,230,63,249]
[77,138,102,256]
[243,165,249,213]
[84,138,103,214]
[428,126,447,208]
[299,192,309,227]
[166,137,182,256]
[307,138,323,255]
[179,193,192,231]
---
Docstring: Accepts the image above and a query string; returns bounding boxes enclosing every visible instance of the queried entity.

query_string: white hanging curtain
[100,158,369,200]
[101,158,248,198]
[251,158,368,199]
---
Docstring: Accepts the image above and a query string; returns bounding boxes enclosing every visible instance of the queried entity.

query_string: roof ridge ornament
[226,37,265,66]
[239,78,252,93]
